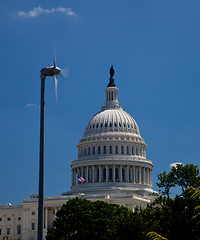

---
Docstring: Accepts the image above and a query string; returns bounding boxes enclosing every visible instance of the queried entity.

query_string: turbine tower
[37,48,61,240]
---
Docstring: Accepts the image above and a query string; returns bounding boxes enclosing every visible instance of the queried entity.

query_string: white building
[0,66,155,240]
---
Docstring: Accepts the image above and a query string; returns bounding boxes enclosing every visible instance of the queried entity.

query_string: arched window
[136,147,139,156]
[98,146,101,154]
[109,146,112,154]
[121,146,124,154]
[109,168,112,180]
[115,168,119,181]
[132,147,134,155]
[93,146,95,155]
[127,146,129,155]
[115,146,118,154]
[32,222,35,230]
[0,228,1,235]
[103,168,106,181]
[84,148,86,156]
[88,147,90,155]
[17,225,21,234]
[104,146,106,154]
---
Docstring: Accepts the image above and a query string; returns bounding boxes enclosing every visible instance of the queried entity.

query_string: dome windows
[115,146,118,154]
[98,146,101,154]
[121,146,124,154]
[104,146,106,154]
[109,146,112,154]
[79,144,145,158]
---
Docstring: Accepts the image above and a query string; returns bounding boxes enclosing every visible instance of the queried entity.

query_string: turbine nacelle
[40,66,61,77]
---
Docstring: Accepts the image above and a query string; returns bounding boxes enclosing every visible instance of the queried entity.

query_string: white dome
[83,108,140,137]
[70,66,153,202]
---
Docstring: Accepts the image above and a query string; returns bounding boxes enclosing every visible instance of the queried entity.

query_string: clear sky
[0,0,200,205]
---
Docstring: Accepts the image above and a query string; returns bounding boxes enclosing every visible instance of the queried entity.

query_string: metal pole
[37,74,46,240]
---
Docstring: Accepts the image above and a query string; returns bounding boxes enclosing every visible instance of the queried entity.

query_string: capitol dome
[83,108,140,137]
[69,66,154,208]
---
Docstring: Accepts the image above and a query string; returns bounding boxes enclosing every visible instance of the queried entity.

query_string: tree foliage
[147,231,168,240]
[46,198,135,240]
[157,164,200,197]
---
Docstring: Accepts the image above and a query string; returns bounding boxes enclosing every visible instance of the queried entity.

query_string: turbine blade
[54,75,58,107]
[53,39,56,68]
[61,65,69,78]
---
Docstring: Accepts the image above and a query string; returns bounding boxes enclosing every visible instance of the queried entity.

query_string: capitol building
[0,66,155,240]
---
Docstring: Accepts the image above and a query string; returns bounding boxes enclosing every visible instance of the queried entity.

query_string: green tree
[46,198,135,240]
[157,164,200,197]
[187,186,200,226]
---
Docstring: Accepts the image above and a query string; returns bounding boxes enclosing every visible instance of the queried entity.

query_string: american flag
[78,176,85,183]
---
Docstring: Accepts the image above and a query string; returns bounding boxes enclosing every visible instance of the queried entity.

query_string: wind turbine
[37,46,62,240]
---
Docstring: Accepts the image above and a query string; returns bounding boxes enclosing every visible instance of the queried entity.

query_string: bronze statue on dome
[107,65,116,87]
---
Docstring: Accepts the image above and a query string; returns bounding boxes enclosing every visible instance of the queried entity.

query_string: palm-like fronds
[187,186,200,199]
[147,231,168,240]
[186,186,200,226]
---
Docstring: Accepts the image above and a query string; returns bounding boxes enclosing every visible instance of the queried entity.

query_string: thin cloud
[17,7,77,18]
[26,103,38,108]
[170,162,183,168]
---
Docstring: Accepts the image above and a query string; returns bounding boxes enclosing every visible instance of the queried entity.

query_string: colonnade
[72,165,152,186]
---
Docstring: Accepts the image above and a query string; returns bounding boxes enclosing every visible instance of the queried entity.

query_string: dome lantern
[102,65,120,110]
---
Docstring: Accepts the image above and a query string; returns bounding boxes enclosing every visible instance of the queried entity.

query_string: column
[92,166,95,183]
[150,169,152,185]
[81,167,83,178]
[133,166,136,183]
[113,165,115,182]
[130,166,132,182]
[71,169,74,186]
[126,166,129,182]
[77,168,80,184]
[143,168,146,184]
[139,167,141,184]
[106,165,109,182]
[119,165,122,182]
[86,166,88,183]
[99,165,101,182]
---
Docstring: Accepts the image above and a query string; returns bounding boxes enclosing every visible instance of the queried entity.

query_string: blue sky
[0,0,200,205]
